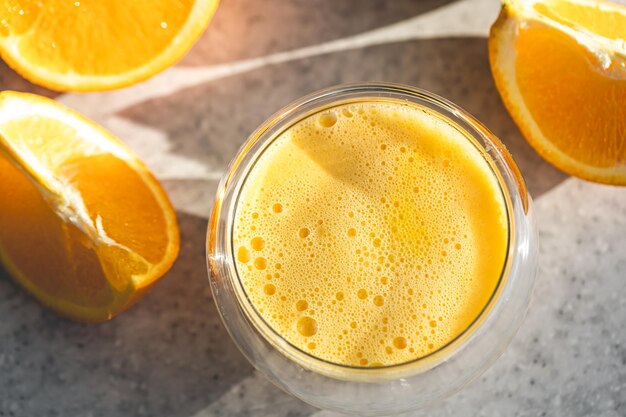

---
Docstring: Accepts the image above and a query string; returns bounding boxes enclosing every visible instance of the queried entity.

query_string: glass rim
[209,82,528,379]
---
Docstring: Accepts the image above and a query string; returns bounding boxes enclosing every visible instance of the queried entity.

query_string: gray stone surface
[122,36,566,197]
[1,0,625,416]
[181,0,457,66]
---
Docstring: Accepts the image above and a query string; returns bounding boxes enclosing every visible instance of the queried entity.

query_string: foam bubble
[297,316,318,337]
[237,246,251,263]
[393,337,407,350]
[254,257,267,270]
[251,237,265,251]
[319,112,338,128]
[373,295,384,307]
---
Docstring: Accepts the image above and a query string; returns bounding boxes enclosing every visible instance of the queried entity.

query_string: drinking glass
[207,83,537,416]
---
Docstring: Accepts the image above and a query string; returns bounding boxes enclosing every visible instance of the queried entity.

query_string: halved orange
[0,91,179,322]
[489,0,626,185]
[0,0,219,91]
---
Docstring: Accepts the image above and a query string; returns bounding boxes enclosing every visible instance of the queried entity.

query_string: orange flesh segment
[60,155,168,266]
[533,1,626,39]
[515,23,626,169]
[0,154,115,307]
[0,92,179,321]
[1,1,193,75]
[0,115,169,268]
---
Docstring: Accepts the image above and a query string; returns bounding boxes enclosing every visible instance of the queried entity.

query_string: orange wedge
[0,0,219,91]
[489,0,626,185]
[0,92,179,322]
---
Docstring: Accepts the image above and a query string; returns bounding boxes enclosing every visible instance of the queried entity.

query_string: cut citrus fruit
[0,0,219,91]
[0,91,179,322]
[489,0,626,185]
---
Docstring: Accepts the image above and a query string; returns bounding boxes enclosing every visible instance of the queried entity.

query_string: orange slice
[489,0,626,185]
[0,0,219,91]
[0,91,179,322]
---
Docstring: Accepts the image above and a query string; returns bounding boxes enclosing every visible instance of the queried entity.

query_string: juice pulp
[233,100,508,367]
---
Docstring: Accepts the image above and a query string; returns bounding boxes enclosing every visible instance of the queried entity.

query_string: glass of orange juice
[207,83,537,415]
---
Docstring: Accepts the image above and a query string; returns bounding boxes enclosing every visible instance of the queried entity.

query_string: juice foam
[233,100,508,367]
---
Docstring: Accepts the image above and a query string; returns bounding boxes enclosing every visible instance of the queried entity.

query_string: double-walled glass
[207,83,537,416]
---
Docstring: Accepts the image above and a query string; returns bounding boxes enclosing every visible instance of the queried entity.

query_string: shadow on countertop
[182,0,459,66]
[123,36,567,200]
[0,211,262,417]
[0,60,59,98]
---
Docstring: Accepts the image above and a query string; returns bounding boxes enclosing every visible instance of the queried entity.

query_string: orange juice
[233,100,508,367]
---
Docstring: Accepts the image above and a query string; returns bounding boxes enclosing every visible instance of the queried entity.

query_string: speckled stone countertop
[1,0,625,416]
